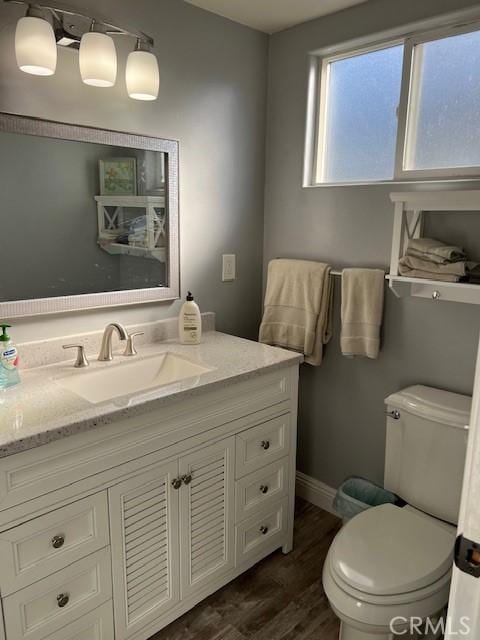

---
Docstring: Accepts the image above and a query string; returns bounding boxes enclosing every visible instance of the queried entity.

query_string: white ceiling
[184,0,369,34]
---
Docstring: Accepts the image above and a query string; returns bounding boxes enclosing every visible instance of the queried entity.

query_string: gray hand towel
[341,268,385,359]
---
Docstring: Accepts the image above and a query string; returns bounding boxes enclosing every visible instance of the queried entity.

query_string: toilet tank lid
[385,385,471,429]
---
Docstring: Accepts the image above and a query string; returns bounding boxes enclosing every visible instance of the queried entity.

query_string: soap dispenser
[178,292,202,345]
[0,324,21,389]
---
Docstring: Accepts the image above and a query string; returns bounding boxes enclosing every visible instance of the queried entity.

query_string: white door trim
[446,335,480,640]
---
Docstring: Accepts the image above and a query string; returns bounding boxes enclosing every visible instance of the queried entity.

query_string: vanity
[0,112,301,640]
[0,326,301,640]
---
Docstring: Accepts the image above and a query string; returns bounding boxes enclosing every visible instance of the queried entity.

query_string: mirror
[0,113,179,318]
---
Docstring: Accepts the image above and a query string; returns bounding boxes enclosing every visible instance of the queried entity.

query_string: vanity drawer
[44,601,114,640]
[235,458,288,521]
[3,548,112,640]
[235,414,290,478]
[0,492,110,595]
[235,497,288,567]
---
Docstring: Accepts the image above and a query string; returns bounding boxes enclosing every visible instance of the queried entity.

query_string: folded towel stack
[398,238,478,283]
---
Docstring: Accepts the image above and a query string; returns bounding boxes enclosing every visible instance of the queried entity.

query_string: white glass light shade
[126,50,159,101]
[15,16,57,76]
[79,32,117,87]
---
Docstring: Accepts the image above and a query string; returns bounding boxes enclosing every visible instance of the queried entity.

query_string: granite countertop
[0,331,302,458]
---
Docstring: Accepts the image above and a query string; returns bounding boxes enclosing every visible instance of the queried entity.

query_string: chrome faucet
[98,323,128,361]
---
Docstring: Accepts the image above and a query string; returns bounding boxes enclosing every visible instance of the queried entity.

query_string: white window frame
[304,12,480,187]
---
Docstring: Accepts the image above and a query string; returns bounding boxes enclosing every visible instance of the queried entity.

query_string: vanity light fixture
[79,20,117,88]
[7,0,159,100]
[126,39,160,101]
[15,6,57,76]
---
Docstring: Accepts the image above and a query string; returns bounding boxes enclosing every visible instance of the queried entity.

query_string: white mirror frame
[0,112,179,318]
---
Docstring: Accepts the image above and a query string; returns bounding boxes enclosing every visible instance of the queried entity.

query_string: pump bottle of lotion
[179,292,202,344]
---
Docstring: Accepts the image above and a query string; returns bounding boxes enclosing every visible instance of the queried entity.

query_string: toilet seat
[329,503,455,598]
[323,555,451,633]
[322,504,456,634]
[327,552,452,607]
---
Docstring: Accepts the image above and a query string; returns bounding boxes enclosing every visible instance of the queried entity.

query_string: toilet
[323,385,471,640]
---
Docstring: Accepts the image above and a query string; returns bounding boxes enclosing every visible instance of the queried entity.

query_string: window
[307,20,480,185]
[405,29,480,171]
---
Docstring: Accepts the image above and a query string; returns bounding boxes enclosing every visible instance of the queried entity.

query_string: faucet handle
[124,332,144,357]
[63,344,89,368]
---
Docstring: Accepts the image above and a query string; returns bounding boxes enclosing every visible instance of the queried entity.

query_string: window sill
[304,177,480,188]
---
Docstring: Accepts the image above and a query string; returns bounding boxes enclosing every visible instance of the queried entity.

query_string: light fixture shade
[15,16,57,76]
[126,50,159,101]
[79,32,117,87]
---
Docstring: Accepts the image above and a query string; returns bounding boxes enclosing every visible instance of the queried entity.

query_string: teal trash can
[333,476,397,523]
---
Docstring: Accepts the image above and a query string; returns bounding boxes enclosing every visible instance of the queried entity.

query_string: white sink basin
[57,352,214,404]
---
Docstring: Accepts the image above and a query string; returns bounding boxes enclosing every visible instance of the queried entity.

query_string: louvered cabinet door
[109,461,180,639]
[179,437,235,598]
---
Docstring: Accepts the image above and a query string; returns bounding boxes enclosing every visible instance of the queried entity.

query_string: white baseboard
[296,471,337,516]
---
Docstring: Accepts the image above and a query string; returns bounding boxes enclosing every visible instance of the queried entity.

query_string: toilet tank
[384,385,471,524]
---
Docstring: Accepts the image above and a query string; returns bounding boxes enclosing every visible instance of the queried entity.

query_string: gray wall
[264,0,480,488]
[0,0,268,341]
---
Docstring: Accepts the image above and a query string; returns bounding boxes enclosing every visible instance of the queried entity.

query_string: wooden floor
[150,499,342,640]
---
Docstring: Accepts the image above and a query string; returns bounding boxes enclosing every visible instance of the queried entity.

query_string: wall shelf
[99,242,166,262]
[95,195,167,263]
[386,275,480,304]
[389,191,480,305]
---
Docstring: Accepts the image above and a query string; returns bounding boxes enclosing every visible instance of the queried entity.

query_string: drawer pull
[51,535,65,549]
[171,477,182,490]
[56,593,70,608]
[259,485,269,494]
[261,440,270,450]
[259,525,269,535]
[182,473,192,485]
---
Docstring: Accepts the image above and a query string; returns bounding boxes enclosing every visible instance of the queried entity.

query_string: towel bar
[274,260,386,278]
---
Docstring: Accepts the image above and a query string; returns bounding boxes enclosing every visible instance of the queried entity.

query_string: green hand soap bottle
[0,324,20,389]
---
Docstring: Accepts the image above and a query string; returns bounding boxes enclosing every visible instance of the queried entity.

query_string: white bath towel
[406,238,466,264]
[341,268,385,359]
[259,259,333,366]
[399,255,476,277]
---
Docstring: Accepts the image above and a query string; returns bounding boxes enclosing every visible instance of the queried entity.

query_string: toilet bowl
[323,504,456,640]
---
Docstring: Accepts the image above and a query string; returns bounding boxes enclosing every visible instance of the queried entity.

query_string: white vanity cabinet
[178,437,235,598]
[109,460,181,639]
[0,365,298,640]
[109,437,235,639]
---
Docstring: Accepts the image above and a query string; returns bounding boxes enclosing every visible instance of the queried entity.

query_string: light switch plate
[222,254,236,281]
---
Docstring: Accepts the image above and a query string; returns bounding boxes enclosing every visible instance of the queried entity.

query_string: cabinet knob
[259,525,269,535]
[57,593,69,608]
[259,485,269,494]
[182,473,192,485]
[51,535,65,549]
[432,290,441,300]
[261,440,270,450]
[171,477,182,490]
